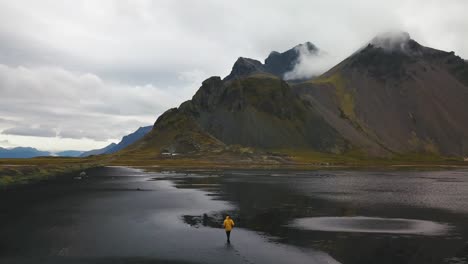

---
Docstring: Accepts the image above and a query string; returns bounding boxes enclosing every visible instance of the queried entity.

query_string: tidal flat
[1,167,468,264]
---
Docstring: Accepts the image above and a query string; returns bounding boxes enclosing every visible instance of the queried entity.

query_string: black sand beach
[2,167,468,263]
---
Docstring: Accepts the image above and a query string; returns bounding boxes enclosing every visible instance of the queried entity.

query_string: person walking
[223,215,235,243]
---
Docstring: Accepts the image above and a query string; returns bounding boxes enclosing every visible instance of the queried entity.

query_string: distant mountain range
[120,32,468,159]
[0,147,50,158]
[0,126,152,159]
[0,147,85,158]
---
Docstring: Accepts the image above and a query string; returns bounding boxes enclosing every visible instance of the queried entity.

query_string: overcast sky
[0,0,467,152]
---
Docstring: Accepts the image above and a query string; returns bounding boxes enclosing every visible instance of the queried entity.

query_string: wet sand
[2,167,468,263]
[0,167,337,264]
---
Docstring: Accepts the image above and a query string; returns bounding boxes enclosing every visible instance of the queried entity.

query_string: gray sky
[0,0,467,151]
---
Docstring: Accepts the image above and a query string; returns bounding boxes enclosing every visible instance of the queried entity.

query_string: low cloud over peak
[369,31,413,52]
[283,46,339,80]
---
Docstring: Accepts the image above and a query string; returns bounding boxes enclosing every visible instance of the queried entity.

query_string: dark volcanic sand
[1,167,468,264]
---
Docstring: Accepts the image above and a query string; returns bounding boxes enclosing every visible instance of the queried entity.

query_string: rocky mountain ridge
[122,32,468,160]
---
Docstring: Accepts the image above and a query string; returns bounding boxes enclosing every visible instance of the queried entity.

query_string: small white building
[161,152,178,156]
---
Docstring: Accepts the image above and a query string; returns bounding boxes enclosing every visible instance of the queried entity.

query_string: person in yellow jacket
[223,215,235,243]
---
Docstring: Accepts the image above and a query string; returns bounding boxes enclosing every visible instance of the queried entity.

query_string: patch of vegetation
[335,85,356,121]
[308,72,391,152]
[0,157,101,188]
[310,73,357,122]
[278,147,464,169]
[0,175,14,186]
[408,132,440,155]
[111,144,465,170]
[233,75,308,121]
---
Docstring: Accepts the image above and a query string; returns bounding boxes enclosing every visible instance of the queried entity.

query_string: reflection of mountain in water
[182,213,228,229]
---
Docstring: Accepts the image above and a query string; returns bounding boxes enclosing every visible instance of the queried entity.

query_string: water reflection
[162,169,468,264]
[290,216,450,235]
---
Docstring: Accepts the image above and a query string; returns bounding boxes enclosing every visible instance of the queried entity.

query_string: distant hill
[80,143,117,157]
[80,126,152,157]
[106,126,152,154]
[0,147,51,158]
[0,126,152,159]
[55,150,84,157]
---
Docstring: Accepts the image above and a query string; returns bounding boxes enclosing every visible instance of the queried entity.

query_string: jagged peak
[293,41,318,53]
[268,41,318,57]
[225,42,321,80]
[264,41,319,77]
[202,76,222,85]
[268,51,280,57]
[224,57,266,81]
[233,57,264,67]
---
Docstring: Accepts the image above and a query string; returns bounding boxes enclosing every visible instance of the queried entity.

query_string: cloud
[0,117,19,126]
[2,126,57,138]
[284,47,341,80]
[369,31,413,52]
[0,64,199,143]
[0,139,14,148]
[1,1,467,84]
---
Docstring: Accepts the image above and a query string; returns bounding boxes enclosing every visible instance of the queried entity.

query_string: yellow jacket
[223,217,235,231]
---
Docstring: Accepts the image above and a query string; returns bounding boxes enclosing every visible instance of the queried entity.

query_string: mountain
[55,150,84,157]
[225,42,319,80]
[182,75,346,151]
[0,148,84,158]
[123,74,349,156]
[80,143,117,157]
[294,32,468,156]
[106,126,152,154]
[0,147,50,158]
[122,32,468,161]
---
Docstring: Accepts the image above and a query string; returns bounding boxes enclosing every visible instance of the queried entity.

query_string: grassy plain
[0,157,102,188]
[1,149,466,188]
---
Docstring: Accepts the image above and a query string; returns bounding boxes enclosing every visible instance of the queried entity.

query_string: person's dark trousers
[226,231,231,242]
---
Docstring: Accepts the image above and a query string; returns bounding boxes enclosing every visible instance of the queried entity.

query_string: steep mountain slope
[185,75,347,150]
[80,126,152,157]
[80,143,116,157]
[0,147,50,158]
[125,107,226,156]
[106,126,152,154]
[294,32,468,156]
